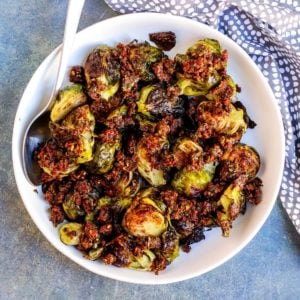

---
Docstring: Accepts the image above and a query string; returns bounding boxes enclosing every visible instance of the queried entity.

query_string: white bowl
[12,13,285,284]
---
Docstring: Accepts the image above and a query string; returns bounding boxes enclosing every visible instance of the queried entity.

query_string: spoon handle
[50,0,86,107]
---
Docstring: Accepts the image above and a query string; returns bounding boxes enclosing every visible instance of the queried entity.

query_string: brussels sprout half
[161,225,180,263]
[172,162,216,197]
[216,180,245,237]
[88,140,120,174]
[50,84,87,123]
[63,193,85,221]
[62,105,95,164]
[117,41,164,95]
[175,38,227,96]
[122,193,168,237]
[59,222,83,245]
[137,136,168,187]
[37,139,79,178]
[220,143,260,181]
[197,101,247,137]
[84,45,120,101]
[128,249,156,271]
[137,84,183,118]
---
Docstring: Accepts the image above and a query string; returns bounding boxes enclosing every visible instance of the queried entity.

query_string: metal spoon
[22,0,85,186]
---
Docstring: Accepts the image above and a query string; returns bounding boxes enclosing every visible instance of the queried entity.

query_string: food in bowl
[34,32,262,274]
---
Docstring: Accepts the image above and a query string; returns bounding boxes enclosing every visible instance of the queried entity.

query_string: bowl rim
[12,12,285,284]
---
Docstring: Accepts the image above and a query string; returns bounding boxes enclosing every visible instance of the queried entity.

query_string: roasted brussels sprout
[175,38,227,96]
[172,162,216,197]
[161,226,179,263]
[84,45,120,101]
[87,247,104,260]
[48,105,95,167]
[137,84,183,118]
[89,140,120,174]
[118,41,164,94]
[197,101,247,138]
[115,172,142,198]
[50,84,87,123]
[59,222,83,245]
[96,195,113,209]
[137,149,167,187]
[122,191,168,237]
[137,130,168,186]
[63,193,85,220]
[219,143,260,181]
[216,179,245,237]
[61,105,95,164]
[128,249,156,271]
[205,75,237,103]
[37,139,79,178]
[103,234,156,271]
[172,138,203,168]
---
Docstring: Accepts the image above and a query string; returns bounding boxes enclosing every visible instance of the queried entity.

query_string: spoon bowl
[23,111,51,185]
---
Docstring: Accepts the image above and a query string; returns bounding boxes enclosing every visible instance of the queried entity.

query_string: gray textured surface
[1,0,300,299]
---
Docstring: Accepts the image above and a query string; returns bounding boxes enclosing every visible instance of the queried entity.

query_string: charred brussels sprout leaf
[137,84,183,118]
[87,247,104,260]
[172,162,216,197]
[50,84,87,123]
[216,180,245,237]
[84,45,120,101]
[170,138,203,169]
[173,138,202,156]
[59,222,83,245]
[122,193,168,237]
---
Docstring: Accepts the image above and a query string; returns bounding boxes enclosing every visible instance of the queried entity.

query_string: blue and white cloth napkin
[105,0,300,234]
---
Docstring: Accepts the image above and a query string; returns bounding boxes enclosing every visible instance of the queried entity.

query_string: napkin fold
[105,0,300,234]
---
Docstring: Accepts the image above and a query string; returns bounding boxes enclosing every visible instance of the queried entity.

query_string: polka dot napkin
[104,0,300,234]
